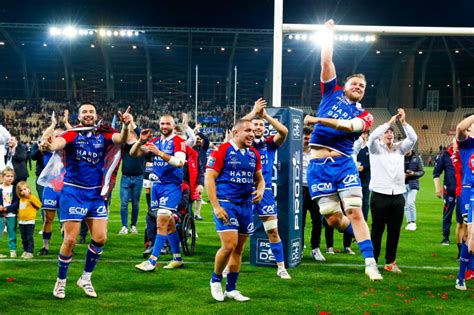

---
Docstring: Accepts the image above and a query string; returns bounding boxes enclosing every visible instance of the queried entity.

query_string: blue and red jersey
[310,77,373,156]
[458,137,474,186]
[206,140,262,203]
[147,135,186,185]
[252,136,279,189]
[61,129,115,188]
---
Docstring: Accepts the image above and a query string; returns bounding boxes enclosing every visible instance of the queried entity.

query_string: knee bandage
[342,197,362,211]
[157,209,172,217]
[263,219,279,232]
[318,195,342,216]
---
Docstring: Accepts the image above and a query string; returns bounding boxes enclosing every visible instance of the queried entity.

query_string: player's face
[3,172,14,185]
[382,129,394,145]
[252,119,265,139]
[234,121,255,148]
[160,116,175,137]
[78,104,97,126]
[344,77,366,103]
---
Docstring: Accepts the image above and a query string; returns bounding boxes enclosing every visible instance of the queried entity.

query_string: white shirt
[367,123,417,195]
[2,185,15,218]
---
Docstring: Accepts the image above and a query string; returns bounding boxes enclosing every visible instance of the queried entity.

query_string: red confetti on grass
[431,253,438,257]
[396,293,405,297]
[440,292,449,300]
[5,277,16,282]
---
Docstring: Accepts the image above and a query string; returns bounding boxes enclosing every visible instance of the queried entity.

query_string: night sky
[1,0,473,29]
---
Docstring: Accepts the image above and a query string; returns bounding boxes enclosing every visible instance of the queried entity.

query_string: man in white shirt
[367,108,417,273]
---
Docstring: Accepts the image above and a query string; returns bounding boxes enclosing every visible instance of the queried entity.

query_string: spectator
[356,130,371,221]
[367,109,417,273]
[6,136,29,185]
[193,124,210,220]
[0,124,11,177]
[0,167,19,258]
[16,181,42,259]
[404,150,425,231]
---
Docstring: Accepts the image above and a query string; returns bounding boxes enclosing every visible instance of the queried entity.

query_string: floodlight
[99,29,107,37]
[49,27,61,36]
[134,31,139,36]
[126,30,133,37]
[113,31,119,36]
[63,26,78,38]
[120,30,126,36]
[106,30,112,37]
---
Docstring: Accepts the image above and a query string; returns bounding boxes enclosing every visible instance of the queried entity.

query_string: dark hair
[303,126,313,135]
[386,126,394,132]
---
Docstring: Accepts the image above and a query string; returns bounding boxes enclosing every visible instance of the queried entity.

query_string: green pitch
[0,166,472,314]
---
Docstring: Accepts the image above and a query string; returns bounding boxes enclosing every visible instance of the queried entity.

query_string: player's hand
[397,108,406,124]
[50,111,57,126]
[357,165,364,172]
[194,123,202,133]
[40,139,52,151]
[324,19,335,31]
[139,129,152,143]
[213,205,229,224]
[182,112,189,127]
[435,190,442,198]
[196,185,204,194]
[62,109,69,124]
[253,98,267,117]
[118,106,132,126]
[225,129,232,142]
[252,190,264,204]
[144,144,160,156]
[304,115,318,125]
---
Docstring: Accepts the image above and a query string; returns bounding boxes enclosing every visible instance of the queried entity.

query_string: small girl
[0,167,19,258]
[16,181,42,259]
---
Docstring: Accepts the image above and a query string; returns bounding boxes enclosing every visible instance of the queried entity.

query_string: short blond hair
[345,73,366,84]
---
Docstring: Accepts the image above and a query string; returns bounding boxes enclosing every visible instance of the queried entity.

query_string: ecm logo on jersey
[256,239,275,265]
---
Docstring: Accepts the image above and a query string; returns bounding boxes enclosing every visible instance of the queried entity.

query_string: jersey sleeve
[173,136,187,155]
[266,135,280,151]
[253,148,262,172]
[206,144,226,174]
[60,130,78,144]
[357,111,374,131]
[320,77,342,97]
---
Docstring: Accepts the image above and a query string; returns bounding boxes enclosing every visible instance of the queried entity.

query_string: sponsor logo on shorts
[311,182,333,192]
[44,199,57,206]
[247,222,254,233]
[224,218,239,227]
[159,196,169,206]
[68,207,88,215]
[261,204,276,215]
[342,174,359,185]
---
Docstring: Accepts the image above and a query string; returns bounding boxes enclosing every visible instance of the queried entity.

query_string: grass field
[1,166,473,314]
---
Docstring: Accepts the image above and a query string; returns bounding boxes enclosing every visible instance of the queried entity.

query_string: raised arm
[111,106,132,145]
[62,109,73,130]
[320,19,336,82]
[398,109,417,154]
[456,115,474,142]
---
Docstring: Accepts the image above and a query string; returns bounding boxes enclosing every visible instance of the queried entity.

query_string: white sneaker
[118,226,128,235]
[326,247,335,254]
[224,290,250,302]
[23,252,34,259]
[344,247,356,255]
[365,262,383,281]
[311,248,326,261]
[135,260,156,272]
[53,279,66,299]
[38,230,43,235]
[130,226,138,234]
[77,278,97,298]
[405,223,412,230]
[455,278,467,290]
[210,280,224,301]
[10,250,16,258]
[0,253,7,258]
[277,268,292,280]
[411,223,417,231]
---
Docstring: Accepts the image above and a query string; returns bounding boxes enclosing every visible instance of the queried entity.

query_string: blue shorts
[254,189,277,217]
[214,200,254,235]
[150,183,181,212]
[460,186,473,224]
[307,155,361,199]
[42,186,60,211]
[59,184,108,222]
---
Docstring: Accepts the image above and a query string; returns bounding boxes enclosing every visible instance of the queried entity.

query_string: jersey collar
[230,139,249,154]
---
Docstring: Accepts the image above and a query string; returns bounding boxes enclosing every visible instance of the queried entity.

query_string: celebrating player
[207,119,265,302]
[304,19,382,281]
[241,98,291,279]
[44,104,132,299]
[133,115,187,272]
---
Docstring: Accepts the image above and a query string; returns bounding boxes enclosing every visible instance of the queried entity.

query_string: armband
[336,118,364,132]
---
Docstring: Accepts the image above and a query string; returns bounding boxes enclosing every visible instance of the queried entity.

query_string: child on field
[16,181,42,258]
[0,167,19,258]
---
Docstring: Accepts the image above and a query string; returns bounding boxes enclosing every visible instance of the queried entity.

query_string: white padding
[342,197,362,210]
[168,155,184,167]
[351,118,365,132]
[318,198,342,215]
[263,219,278,231]
[143,179,151,188]
[157,209,172,216]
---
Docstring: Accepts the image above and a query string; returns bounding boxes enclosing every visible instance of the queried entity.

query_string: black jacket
[6,144,29,183]
[404,153,425,190]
